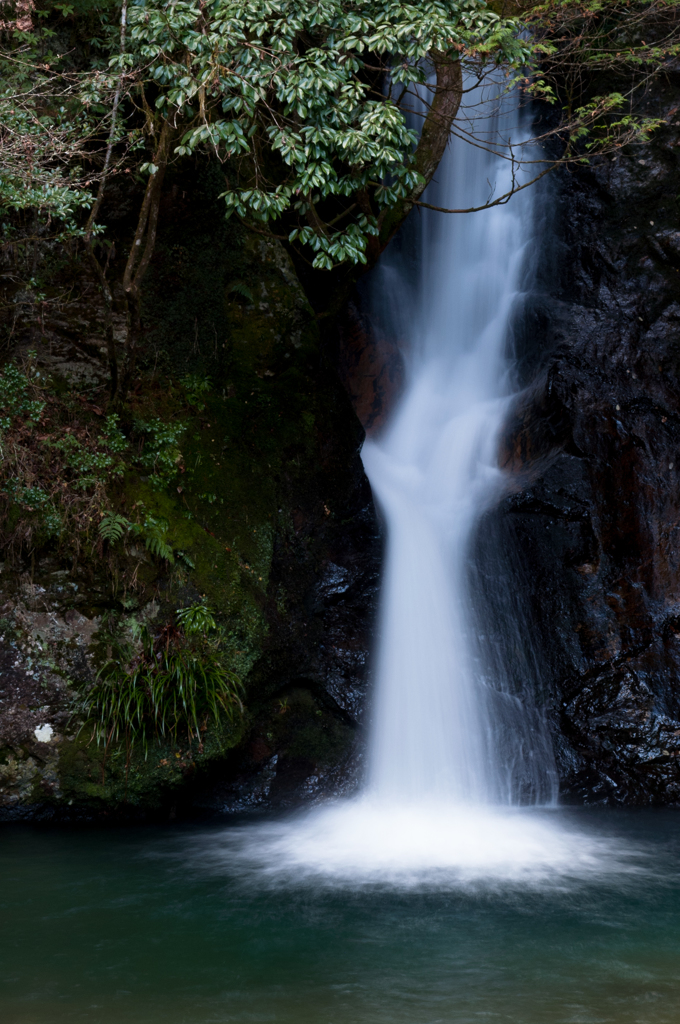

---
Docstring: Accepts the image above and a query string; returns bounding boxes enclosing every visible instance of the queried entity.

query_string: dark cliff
[483,77,680,804]
[6,77,680,816]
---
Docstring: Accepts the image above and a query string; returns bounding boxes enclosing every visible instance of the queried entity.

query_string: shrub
[0,362,45,431]
[134,417,186,488]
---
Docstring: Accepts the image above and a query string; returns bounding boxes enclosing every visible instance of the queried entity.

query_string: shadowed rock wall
[8,77,680,816]
[482,78,680,804]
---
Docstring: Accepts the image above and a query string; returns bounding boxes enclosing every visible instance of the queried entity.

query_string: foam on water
[199,801,642,890]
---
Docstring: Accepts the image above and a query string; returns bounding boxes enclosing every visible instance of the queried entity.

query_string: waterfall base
[202,800,641,888]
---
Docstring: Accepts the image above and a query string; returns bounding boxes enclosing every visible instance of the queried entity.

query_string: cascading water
[362,88,558,809]
[208,88,633,885]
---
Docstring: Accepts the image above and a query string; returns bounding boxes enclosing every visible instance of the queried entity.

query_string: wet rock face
[191,497,380,815]
[335,299,404,436]
[0,578,93,779]
[487,81,680,804]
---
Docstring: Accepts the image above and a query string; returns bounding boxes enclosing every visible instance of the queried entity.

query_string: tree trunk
[296,54,463,319]
[86,247,118,399]
[375,52,463,257]
[120,117,174,394]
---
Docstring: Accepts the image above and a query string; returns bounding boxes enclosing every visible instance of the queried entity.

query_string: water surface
[2,809,680,1024]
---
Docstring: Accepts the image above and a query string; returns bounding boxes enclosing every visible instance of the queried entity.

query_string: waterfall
[218,88,628,886]
[361,87,558,808]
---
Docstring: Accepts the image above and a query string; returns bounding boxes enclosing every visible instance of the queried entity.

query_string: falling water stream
[362,91,552,809]
[186,90,636,885]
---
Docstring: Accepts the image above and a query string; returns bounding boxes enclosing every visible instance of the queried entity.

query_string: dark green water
[1,809,680,1024]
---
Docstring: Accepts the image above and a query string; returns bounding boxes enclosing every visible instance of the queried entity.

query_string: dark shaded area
[476,74,680,804]
[0,153,382,820]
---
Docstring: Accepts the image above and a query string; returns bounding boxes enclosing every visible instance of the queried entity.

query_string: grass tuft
[73,604,243,760]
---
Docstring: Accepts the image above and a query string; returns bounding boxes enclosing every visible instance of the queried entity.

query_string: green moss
[57,715,247,810]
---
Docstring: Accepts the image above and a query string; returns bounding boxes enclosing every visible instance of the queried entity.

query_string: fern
[99,512,131,544]
[226,281,254,303]
[131,515,175,563]
[176,550,195,569]
[145,532,174,562]
[101,511,175,562]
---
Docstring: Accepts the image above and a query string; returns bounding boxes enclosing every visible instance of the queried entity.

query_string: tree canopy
[1,0,679,390]
[130,0,532,268]
[2,1,677,253]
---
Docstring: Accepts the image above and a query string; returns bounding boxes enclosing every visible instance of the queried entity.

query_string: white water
[207,92,636,886]
[361,92,556,809]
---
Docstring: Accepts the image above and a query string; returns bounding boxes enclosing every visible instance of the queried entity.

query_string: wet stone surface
[485,77,680,804]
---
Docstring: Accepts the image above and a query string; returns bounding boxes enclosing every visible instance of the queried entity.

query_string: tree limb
[374,52,463,260]
[121,117,175,393]
[84,0,128,246]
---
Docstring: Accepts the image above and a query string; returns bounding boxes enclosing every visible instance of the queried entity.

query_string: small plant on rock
[98,509,175,563]
[134,417,185,488]
[74,603,243,762]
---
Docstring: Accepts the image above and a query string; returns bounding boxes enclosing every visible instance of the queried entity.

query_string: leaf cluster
[0,361,46,430]
[130,0,530,267]
[2,0,676,284]
[524,0,680,155]
[134,415,186,487]
[0,0,127,231]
